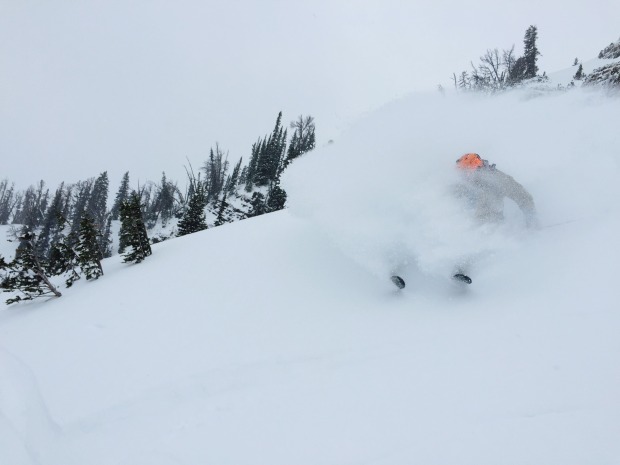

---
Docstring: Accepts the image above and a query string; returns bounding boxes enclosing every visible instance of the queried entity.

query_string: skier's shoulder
[480,163,518,186]
[483,164,535,206]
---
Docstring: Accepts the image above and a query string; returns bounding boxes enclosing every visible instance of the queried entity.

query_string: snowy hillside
[1,87,620,464]
[535,37,620,89]
[545,56,620,87]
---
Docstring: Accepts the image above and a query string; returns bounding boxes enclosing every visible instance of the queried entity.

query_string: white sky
[1,0,619,190]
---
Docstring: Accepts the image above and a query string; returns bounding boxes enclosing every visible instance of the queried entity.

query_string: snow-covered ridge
[544,36,620,89]
[544,56,620,87]
[583,60,620,87]
[598,36,620,59]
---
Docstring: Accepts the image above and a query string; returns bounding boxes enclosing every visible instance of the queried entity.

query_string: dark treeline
[0,112,316,305]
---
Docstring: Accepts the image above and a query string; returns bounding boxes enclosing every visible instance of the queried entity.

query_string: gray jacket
[453,165,537,227]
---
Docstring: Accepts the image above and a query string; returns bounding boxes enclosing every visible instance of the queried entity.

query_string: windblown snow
[1,87,619,465]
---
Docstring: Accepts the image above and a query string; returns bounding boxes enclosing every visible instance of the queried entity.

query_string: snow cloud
[283,89,620,278]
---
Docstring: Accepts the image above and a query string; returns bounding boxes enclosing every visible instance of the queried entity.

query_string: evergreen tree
[76,215,104,280]
[523,25,541,79]
[203,144,230,204]
[254,112,288,186]
[119,193,152,263]
[225,158,243,195]
[248,192,267,218]
[86,172,109,225]
[214,192,229,227]
[573,63,584,80]
[12,181,48,229]
[0,180,16,225]
[239,166,249,186]
[177,179,208,236]
[244,139,262,191]
[508,56,527,85]
[99,214,113,258]
[266,182,287,212]
[0,229,62,304]
[69,179,94,242]
[12,186,36,227]
[79,173,111,258]
[111,172,130,220]
[138,182,154,219]
[46,214,80,288]
[36,183,65,258]
[283,115,316,169]
[149,172,177,227]
[59,184,73,222]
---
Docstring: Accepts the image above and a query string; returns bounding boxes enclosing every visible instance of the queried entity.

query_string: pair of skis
[390,273,472,290]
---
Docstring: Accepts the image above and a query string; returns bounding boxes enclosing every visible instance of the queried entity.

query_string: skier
[391,152,537,289]
[451,152,538,283]
[453,153,537,226]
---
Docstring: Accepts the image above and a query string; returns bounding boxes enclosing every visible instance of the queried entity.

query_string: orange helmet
[456,153,484,170]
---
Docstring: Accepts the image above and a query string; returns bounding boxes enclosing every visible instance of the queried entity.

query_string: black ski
[453,273,472,284]
[391,275,406,289]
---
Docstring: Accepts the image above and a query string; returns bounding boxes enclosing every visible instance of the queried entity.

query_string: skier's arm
[496,171,538,227]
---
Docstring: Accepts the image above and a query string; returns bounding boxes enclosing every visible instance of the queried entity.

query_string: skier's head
[456,153,484,170]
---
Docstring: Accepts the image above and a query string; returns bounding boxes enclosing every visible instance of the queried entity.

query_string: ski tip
[452,273,472,285]
[390,275,406,289]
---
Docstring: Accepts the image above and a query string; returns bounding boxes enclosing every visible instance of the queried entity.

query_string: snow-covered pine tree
[0,179,16,225]
[266,181,287,213]
[214,191,228,227]
[149,172,178,227]
[12,181,48,229]
[0,229,62,304]
[244,139,263,191]
[36,183,65,258]
[254,112,287,187]
[177,177,208,237]
[46,213,80,288]
[283,115,315,169]
[225,157,243,196]
[85,172,112,258]
[76,215,104,280]
[203,144,230,204]
[111,171,130,221]
[573,63,584,80]
[508,56,527,84]
[119,193,152,263]
[248,192,267,218]
[69,179,94,243]
[523,25,541,79]
[238,165,248,187]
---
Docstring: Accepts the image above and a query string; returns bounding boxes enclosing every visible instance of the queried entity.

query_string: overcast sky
[1,0,619,190]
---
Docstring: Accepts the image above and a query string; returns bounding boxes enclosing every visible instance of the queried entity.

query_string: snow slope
[545,56,620,87]
[1,88,620,465]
